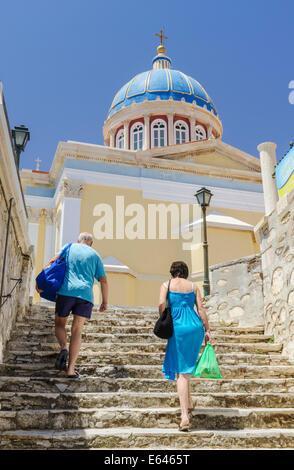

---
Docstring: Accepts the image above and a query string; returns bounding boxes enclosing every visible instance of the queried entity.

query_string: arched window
[174,120,189,144]
[116,129,124,149]
[131,122,144,150]
[195,125,207,141]
[151,119,167,148]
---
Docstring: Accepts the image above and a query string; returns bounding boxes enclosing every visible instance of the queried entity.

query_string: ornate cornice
[27,207,55,224]
[103,99,223,139]
[61,179,84,199]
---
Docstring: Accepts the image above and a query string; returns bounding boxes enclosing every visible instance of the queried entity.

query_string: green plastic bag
[193,343,222,379]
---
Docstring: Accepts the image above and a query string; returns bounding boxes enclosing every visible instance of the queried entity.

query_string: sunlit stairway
[1,303,294,449]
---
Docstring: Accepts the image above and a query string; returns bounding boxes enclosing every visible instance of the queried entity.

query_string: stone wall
[203,254,264,327]
[256,187,294,359]
[0,83,34,362]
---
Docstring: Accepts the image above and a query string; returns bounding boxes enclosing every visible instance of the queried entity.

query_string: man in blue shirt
[39,232,108,378]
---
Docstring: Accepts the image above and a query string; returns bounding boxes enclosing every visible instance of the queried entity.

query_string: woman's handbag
[35,243,72,302]
[154,279,173,339]
[193,343,222,379]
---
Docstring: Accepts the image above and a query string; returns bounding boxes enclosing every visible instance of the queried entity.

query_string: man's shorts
[55,294,93,319]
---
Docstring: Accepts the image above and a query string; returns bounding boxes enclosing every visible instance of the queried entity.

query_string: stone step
[30,304,158,314]
[2,407,294,432]
[25,310,159,322]
[14,322,266,337]
[2,359,294,379]
[2,374,294,395]
[2,390,294,412]
[2,427,294,449]
[21,310,259,330]
[20,325,266,340]
[4,347,289,369]
[4,340,283,356]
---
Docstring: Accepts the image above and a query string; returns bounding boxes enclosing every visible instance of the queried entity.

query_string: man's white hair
[78,232,93,243]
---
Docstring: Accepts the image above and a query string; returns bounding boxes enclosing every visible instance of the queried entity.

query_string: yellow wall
[80,184,195,276]
[78,183,261,306]
[193,151,252,171]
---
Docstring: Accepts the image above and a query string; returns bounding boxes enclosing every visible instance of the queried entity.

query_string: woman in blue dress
[158,261,212,432]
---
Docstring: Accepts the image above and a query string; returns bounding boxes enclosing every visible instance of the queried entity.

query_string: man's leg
[55,314,68,350]
[54,314,69,370]
[67,314,87,376]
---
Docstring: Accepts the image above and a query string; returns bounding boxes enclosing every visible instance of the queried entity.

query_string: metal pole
[15,149,21,170]
[0,197,13,309]
[202,205,210,296]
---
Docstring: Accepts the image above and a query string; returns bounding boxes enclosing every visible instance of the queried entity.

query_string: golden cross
[155,29,168,46]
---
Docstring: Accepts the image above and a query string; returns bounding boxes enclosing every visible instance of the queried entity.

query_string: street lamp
[11,125,30,169]
[195,187,213,296]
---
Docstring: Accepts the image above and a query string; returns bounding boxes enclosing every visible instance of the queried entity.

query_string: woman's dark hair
[170,261,189,279]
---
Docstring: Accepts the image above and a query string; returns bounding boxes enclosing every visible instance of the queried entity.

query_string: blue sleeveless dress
[162,284,205,381]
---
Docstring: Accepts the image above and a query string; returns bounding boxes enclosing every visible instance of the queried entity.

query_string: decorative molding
[60,167,264,212]
[62,179,84,199]
[103,98,222,141]
[27,206,54,224]
[44,138,261,188]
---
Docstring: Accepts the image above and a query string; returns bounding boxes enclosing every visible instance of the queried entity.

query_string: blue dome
[108,68,218,118]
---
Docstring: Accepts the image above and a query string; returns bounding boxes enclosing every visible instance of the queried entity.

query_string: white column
[60,198,82,247]
[124,121,129,150]
[109,129,115,148]
[44,223,55,265]
[143,115,150,150]
[189,117,195,142]
[206,123,213,139]
[167,113,174,146]
[59,180,84,248]
[257,142,279,215]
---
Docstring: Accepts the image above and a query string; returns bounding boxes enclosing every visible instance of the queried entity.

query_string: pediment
[153,140,261,174]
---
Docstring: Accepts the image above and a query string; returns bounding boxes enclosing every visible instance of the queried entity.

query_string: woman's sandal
[178,422,190,432]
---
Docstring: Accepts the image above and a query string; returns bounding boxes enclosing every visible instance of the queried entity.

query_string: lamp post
[195,187,213,296]
[11,125,30,169]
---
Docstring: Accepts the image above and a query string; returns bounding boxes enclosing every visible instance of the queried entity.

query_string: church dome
[103,38,222,149]
[108,68,218,119]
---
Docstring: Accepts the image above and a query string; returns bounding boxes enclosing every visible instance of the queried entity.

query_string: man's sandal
[55,349,68,371]
[67,372,79,379]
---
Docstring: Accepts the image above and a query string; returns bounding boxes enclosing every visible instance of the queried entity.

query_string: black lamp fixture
[194,187,213,297]
[11,125,30,169]
[195,187,213,208]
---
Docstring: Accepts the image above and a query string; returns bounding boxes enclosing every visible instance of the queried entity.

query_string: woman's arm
[158,283,168,316]
[195,287,212,344]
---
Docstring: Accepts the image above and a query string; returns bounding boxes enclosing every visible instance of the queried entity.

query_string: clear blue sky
[1,0,293,171]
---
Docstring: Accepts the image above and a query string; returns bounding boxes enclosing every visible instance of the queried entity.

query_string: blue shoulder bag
[36,243,72,302]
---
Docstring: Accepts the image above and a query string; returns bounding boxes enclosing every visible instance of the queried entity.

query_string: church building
[20,37,264,306]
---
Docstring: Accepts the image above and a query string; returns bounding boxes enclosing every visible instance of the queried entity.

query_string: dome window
[151,119,167,148]
[116,129,124,149]
[195,125,207,141]
[131,122,144,150]
[174,120,189,144]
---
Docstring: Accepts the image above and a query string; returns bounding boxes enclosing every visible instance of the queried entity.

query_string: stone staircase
[1,304,294,449]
